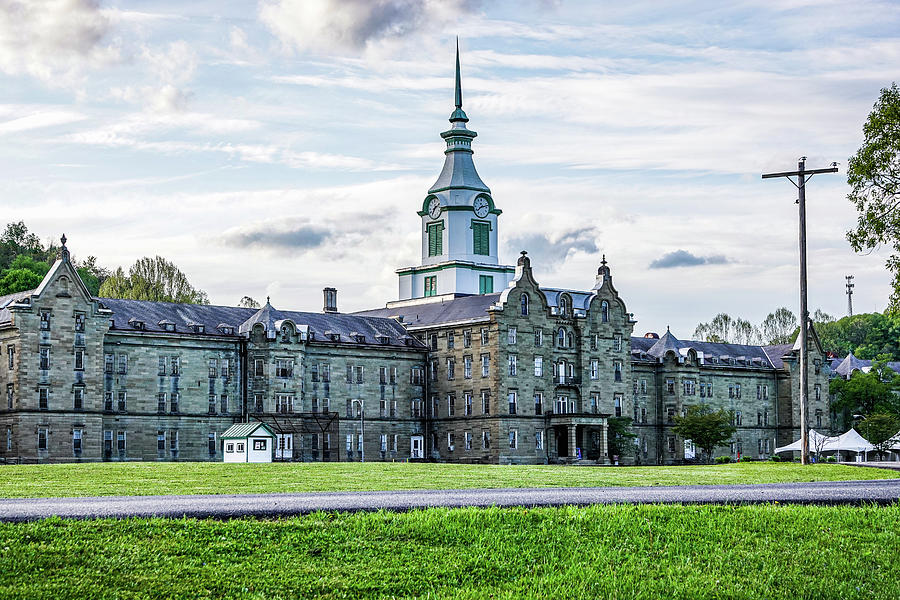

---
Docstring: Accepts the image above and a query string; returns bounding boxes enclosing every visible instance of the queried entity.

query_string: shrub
[826,455,836,463]
[715,456,732,464]
[769,455,781,462]
[739,456,753,462]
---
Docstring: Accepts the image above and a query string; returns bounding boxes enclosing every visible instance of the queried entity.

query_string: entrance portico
[547,415,609,464]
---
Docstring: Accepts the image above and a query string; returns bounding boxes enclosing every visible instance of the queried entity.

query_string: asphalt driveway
[0,478,898,522]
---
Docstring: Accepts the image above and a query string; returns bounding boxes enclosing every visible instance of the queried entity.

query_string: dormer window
[217,324,235,335]
[558,295,570,317]
[158,320,176,333]
[128,318,145,331]
[350,333,366,343]
[186,323,205,334]
[376,334,390,345]
[325,331,340,342]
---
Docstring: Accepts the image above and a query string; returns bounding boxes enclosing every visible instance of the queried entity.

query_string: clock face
[428,198,441,219]
[473,197,490,218]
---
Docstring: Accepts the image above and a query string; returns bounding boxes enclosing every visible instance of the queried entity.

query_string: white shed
[221,422,276,463]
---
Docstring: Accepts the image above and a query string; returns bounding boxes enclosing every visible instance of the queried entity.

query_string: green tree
[858,413,900,460]
[0,268,44,296]
[238,296,260,308]
[829,356,900,417]
[99,257,209,305]
[607,417,636,462]
[671,404,737,464]
[760,307,797,345]
[816,312,900,360]
[846,82,900,313]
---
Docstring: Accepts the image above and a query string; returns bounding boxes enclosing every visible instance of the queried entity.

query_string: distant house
[222,422,276,463]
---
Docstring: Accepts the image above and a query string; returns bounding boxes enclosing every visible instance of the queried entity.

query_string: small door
[276,434,293,460]
[411,435,424,459]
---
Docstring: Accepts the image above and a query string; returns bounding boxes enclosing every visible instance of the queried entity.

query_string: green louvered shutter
[428,223,443,256]
[473,222,490,255]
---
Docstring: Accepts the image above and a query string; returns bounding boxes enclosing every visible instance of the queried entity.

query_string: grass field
[0,504,897,599]
[0,461,895,498]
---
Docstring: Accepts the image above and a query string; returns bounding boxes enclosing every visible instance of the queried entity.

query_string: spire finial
[59,234,70,262]
[266,296,271,305]
[455,37,462,110]
[601,254,607,267]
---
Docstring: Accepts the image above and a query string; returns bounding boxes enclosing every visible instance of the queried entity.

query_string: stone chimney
[323,287,338,313]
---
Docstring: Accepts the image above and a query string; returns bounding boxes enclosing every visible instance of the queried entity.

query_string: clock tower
[396,43,515,300]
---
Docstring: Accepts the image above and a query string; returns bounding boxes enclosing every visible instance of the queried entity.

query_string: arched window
[566,333,574,348]
[601,300,609,323]
[559,295,570,317]
[521,293,529,316]
[557,327,566,348]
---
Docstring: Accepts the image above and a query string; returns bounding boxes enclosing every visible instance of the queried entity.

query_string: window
[116,354,127,375]
[481,328,489,345]
[170,357,180,376]
[666,379,675,394]
[448,332,455,349]
[158,356,167,376]
[207,433,216,456]
[253,439,266,451]
[614,361,622,382]
[509,430,518,449]
[521,293,529,316]
[427,222,443,256]
[221,394,228,414]
[6,383,12,409]
[104,353,113,373]
[534,392,543,415]
[447,358,455,380]
[481,391,490,415]
[321,364,331,383]
[735,384,741,399]
[117,391,127,412]
[481,354,489,377]
[640,379,647,394]
[447,433,455,452]
[73,388,83,410]
[429,360,437,381]
[391,434,398,453]
[38,427,47,451]
[735,411,743,426]
[508,391,517,415]
[683,380,695,396]
[273,358,293,379]
[479,275,493,294]
[104,392,113,411]
[757,384,762,400]
[559,295,570,317]
[429,334,438,350]
[536,430,544,450]
[448,394,455,416]
[411,366,424,385]
[614,394,622,417]
[507,326,517,345]
[73,429,82,456]
[157,393,166,413]
[209,358,218,378]
[221,359,230,378]
[764,410,769,426]
[7,345,13,369]
[556,395,568,414]
[472,221,490,255]
[39,347,50,370]
[590,393,599,414]
[104,430,112,455]
[814,384,821,401]
[255,359,266,378]
[465,392,473,416]
[667,436,676,453]
[39,387,48,410]
[590,359,599,380]
[508,354,517,376]
[465,431,473,451]
[208,395,218,414]
[40,310,50,331]
[763,385,768,399]
[534,329,543,346]
[464,356,472,379]
[482,430,491,449]
[667,406,675,423]
[378,366,387,384]
[614,335,622,352]
[117,431,126,454]
[534,356,543,377]
[380,434,388,453]
[157,430,166,453]
[424,276,437,297]
[641,407,647,423]
[463,330,471,348]
[601,301,609,322]
[171,392,180,413]
[356,366,364,384]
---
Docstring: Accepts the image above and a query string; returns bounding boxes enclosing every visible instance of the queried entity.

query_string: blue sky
[1,0,897,336]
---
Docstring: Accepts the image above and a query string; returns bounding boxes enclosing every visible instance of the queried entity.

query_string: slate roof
[832,353,900,378]
[631,334,787,369]
[354,293,501,328]
[0,288,36,326]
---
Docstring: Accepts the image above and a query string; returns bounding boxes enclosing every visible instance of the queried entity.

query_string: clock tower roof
[428,41,490,197]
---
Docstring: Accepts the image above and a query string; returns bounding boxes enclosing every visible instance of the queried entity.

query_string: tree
[0,268,44,296]
[671,404,737,464]
[693,312,762,344]
[238,296,260,308]
[99,256,209,305]
[607,417,636,462]
[846,82,900,313]
[829,356,900,418]
[760,307,797,345]
[858,413,900,460]
[815,312,900,360]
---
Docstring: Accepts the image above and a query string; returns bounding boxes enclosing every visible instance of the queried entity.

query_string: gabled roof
[834,352,869,378]
[762,343,795,369]
[647,328,682,358]
[221,421,275,439]
[355,293,501,328]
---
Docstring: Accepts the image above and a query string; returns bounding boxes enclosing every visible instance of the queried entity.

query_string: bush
[739,456,753,462]
[769,455,781,462]
[826,455,836,463]
[715,456,732,464]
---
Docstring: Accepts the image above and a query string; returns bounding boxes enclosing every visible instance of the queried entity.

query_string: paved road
[1,479,898,522]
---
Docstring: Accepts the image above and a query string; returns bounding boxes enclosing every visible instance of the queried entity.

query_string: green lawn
[0,461,895,498]
[0,504,897,599]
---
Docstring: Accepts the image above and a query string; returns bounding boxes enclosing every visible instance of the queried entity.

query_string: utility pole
[762,157,838,465]
[845,275,854,316]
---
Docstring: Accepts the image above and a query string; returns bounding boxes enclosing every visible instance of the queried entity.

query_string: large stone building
[0,49,832,464]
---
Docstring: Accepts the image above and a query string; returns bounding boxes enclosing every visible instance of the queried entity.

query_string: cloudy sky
[1,0,897,336]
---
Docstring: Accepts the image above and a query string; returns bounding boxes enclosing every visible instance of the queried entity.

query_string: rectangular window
[735,384,741,399]
[764,410,769,426]
[117,391,127,412]
[117,354,127,375]
[321,364,330,383]
[117,431,126,454]
[614,394,622,418]
[472,221,490,255]
[641,407,647,423]
[208,433,216,456]
[7,345,13,369]
[39,387,48,410]
[464,356,472,379]
[481,328,489,345]
[105,353,113,373]
[478,275,493,294]
[507,326,517,345]
[391,434,398,453]
[411,366,424,385]
[39,347,50,370]
[73,428,82,456]
[481,391,491,415]
[256,359,266,378]
[614,335,622,352]
[448,394,455,416]
[6,383,12,409]
[481,354,489,377]
[356,366,364,384]
[534,356,543,377]
[104,391,113,411]
[509,430,518,449]
[427,222,443,256]
[411,398,423,418]
[221,359,230,378]
[757,384,762,400]
[73,388,83,410]
[614,361,622,382]
[221,394,228,414]
[158,392,166,414]
[814,384,821,401]
[40,311,50,331]
[38,427,47,451]
[763,385,768,399]
[465,431,473,451]
[171,392,180,413]
[274,359,291,379]
[640,379,647,394]
[158,356,167,376]
[482,430,491,450]
[507,391,517,415]
[465,393,473,416]
[590,393,599,414]
[590,334,598,351]
[735,411,743,426]
[534,392,543,415]
[536,430,544,450]
[424,275,437,297]
[447,358,455,380]
[667,406,675,423]
[378,366,387,385]
[447,432,455,452]
[447,332,455,349]
[104,430,112,455]
[157,430,166,452]
[380,434,388,453]
[534,329,543,346]
[667,436,676,454]
[170,357,180,376]
[508,354,517,376]
[666,379,675,394]
[209,358,218,378]
[463,330,471,347]
[209,394,217,414]
[590,359,599,380]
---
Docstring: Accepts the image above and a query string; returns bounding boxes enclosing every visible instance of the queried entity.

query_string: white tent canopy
[774,428,875,455]
[888,430,900,451]
[774,429,832,454]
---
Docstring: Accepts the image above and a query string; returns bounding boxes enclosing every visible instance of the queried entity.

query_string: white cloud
[0,0,119,86]
[0,109,86,134]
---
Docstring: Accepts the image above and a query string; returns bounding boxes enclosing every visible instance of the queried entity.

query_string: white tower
[396,43,515,300]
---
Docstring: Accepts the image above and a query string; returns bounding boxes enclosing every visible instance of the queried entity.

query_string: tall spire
[454,37,462,109]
